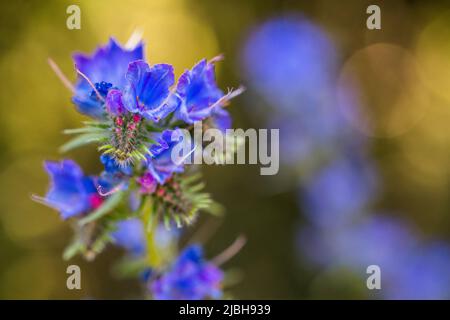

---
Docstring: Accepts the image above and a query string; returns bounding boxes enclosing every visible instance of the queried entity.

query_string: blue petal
[176,245,203,266]
[43,160,90,219]
[146,129,185,184]
[175,59,223,124]
[147,157,184,184]
[137,62,174,116]
[71,95,105,119]
[73,38,144,89]
[72,38,144,118]
[100,154,131,175]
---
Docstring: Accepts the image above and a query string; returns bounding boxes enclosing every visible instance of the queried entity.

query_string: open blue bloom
[112,218,146,256]
[151,245,223,300]
[172,59,225,124]
[147,129,185,184]
[121,60,175,121]
[42,160,102,219]
[72,38,144,118]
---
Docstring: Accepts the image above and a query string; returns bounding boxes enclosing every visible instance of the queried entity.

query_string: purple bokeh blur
[241,15,450,299]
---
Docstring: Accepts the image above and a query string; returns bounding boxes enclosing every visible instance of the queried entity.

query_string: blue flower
[300,154,378,228]
[210,107,232,132]
[172,59,226,124]
[242,16,337,112]
[121,60,175,121]
[147,129,185,184]
[151,245,223,300]
[100,154,132,176]
[42,159,102,219]
[387,242,450,299]
[112,218,146,256]
[72,38,144,118]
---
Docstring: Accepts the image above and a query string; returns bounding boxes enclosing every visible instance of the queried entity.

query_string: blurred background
[0,0,450,299]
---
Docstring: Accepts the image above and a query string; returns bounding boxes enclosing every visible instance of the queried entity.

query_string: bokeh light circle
[84,0,219,74]
[337,43,429,138]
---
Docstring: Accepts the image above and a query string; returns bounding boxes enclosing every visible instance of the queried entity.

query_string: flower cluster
[36,37,243,299]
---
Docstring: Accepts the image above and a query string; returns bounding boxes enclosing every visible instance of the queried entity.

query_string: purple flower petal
[106,89,126,116]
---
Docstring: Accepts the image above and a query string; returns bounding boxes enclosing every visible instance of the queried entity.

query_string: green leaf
[145,124,164,132]
[63,240,85,261]
[140,136,157,145]
[163,214,171,229]
[139,145,151,156]
[90,233,113,254]
[63,127,106,135]
[207,201,224,216]
[98,144,113,151]
[78,191,124,226]
[180,172,202,186]
[188,182,205,193]
[82,121,111,128]
[60,132,109,153]
[168,120,188,128]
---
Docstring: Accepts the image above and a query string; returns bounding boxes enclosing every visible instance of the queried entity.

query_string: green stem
[140,196,163,268]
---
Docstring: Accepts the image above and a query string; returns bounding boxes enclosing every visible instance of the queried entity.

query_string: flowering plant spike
[35,35,244,300]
